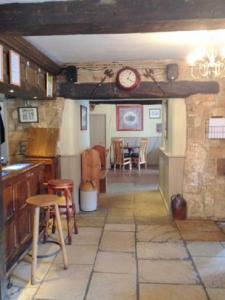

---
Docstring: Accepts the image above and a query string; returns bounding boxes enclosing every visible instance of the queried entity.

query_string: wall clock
[116,67,141,91]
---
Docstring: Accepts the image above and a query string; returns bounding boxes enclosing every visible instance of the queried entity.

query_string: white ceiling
[24,30,225,65]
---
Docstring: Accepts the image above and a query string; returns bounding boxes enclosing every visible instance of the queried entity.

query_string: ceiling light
[9,89,14,93]
[187,47,225,79]
[33,96,38,99]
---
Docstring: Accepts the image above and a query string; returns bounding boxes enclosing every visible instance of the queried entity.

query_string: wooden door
[90,114,106,147]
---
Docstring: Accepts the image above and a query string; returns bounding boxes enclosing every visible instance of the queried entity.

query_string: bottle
[171,194,187,220]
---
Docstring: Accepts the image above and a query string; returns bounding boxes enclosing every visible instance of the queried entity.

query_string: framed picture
[18,107,39,123]
[80,105,87,130]
[116,105,143,131]
[149,108,161,119]
[9,50,21,86]
[0,45,3,82]
[46,72,53,97]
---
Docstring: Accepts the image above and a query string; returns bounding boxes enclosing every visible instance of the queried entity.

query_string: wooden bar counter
[1,163,44,270]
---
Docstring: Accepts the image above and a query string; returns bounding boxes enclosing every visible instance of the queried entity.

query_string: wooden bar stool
[48,179,78,245]
[26,194,68,285]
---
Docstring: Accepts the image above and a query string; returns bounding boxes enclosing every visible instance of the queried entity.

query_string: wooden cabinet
[24,156,60,183]
[2,163,44,270]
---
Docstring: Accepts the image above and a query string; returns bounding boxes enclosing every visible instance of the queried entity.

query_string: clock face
[116,67,140,91]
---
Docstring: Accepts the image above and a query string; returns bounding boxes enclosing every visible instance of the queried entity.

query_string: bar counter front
[2,163,44,270]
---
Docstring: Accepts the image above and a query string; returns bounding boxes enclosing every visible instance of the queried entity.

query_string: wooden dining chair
[131,138,148,170]
[112,139,132,170]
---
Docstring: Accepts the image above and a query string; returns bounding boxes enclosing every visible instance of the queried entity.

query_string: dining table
[122,145,140,156]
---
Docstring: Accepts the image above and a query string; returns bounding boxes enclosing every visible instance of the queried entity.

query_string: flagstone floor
[6,169,225,300]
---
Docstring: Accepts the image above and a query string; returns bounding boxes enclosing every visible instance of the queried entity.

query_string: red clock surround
[116,67,141,91]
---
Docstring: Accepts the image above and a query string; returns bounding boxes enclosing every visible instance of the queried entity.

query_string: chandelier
[187,47,225,79]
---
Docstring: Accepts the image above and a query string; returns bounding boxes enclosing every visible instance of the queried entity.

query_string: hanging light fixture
[187,46,225,79]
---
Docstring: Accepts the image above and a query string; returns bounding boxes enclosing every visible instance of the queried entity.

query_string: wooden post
[0,157,6,300]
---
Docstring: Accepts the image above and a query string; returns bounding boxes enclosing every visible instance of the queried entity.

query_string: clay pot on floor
[171,194,187,220]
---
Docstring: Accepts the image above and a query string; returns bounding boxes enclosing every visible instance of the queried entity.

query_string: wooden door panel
[5,219,17,263]
[17,206,32,246]
[15,178,28,210]
[3,185,14,221]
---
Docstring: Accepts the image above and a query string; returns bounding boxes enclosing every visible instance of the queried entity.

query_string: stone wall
[6,98,64,162]
[184,81,225,220]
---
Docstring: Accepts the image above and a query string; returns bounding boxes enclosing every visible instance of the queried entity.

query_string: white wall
[90,104,162,165]
[59,99,90,155]
[163,99,186,156]
[59,99,90,212]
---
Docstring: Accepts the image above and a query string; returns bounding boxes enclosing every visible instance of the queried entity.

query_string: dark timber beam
[90,100,163,105]
[1,0,225,35]
[0,36,60,74]
[58,81,219,100]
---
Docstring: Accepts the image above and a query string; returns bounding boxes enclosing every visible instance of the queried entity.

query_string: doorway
[90,114,106,147]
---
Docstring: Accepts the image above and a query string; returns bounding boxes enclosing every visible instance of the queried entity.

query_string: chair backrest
[112,139,124,164]
[92,145,108,170]
[139,138,148,162]
[81,148,101,192]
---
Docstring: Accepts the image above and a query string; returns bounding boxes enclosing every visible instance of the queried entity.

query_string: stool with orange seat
[47,179,78,245]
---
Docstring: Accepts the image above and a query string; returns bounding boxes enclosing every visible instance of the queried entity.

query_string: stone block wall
[183,81,225,220]
[6,98,64,162]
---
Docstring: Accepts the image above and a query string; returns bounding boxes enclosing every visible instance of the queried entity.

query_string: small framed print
[149,108,161,119]
[46,72,53,97]
[9,50,21,86]
[0,45,3,82]
[80,105,87,130]
[18,107,39,123]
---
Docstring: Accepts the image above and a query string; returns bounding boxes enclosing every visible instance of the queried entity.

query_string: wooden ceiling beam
[1,1,225,35]
[0,36,60,74]
[58,81,219,100]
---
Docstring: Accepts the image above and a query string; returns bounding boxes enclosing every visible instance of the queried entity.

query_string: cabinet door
[27,170,40,196]
[15,177,31,246]
[5,219,17,265]
[3,185,17,265]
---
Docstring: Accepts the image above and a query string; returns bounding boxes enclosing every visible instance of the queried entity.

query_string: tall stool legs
[48,179,78,245]
[27,194,68,285]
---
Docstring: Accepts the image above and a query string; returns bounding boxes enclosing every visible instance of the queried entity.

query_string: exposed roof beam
[0,36,60,74]
[58,81,219,99]
[1,0,225,35]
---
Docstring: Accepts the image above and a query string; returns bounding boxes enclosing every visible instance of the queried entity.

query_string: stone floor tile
[180,231,225,242]
[137,224,181,242]
[54,244,98,265]
[137,241,188,259]
[100,231,135,252]
[106,215,135,224]
[94,251,136,274]
[207,288,225,300]
[176,220,221,232]
[108,208,133,217]
[139,284,208,300]
[108,198,134,209]
[104,223,135,232]
[10,260,52,287]
[135,215,172,225]
[77,215,105,227]
[193,257,225,288]
[187,242,225,257]
[34,264,92,300]
[134,207,168,218]
[138,260,199,284]
[86,272,136,300]
[8,286,38,300]
[73,227,102,245]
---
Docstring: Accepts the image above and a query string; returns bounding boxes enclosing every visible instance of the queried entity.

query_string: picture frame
[116,105,143,131]
[17,107,39,123]
[80,105,87,130]
[9,50,21,86]
[0,45,3,82]
[149,108,161,119]
[46,72,53,97]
